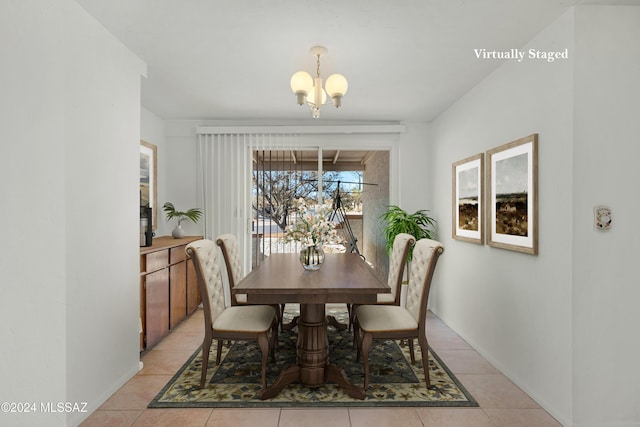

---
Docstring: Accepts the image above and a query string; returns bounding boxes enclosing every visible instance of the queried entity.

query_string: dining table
[233,252,389,400]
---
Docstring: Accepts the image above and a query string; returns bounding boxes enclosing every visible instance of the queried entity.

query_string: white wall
[397,122,431,213]
[163,122,201,237]
[1,1,145,425]
[1,2,67,425]
[572,6,640,426]
[428,10,575,425]
[64,3,146,425]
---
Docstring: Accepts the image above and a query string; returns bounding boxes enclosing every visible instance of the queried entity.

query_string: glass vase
[299,245,325,271]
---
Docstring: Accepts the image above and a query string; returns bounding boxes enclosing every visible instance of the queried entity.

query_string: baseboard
[429,310,571,427]
[68,363,140,426]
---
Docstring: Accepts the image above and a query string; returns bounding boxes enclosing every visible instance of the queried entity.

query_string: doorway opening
[251,148,390,276]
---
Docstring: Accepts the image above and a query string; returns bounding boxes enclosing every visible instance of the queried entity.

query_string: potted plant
[381,205,436,261]
[162,202,202,238]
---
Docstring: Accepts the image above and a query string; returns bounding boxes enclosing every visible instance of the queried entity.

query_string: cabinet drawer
[146,249,169,273]
[170,247,186,264]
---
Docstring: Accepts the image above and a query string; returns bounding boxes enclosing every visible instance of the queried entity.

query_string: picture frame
[452,153,484,244]
[140,140,158,230]
[486,134,538,254]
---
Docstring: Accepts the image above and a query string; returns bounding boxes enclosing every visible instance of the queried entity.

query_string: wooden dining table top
[233,253,389,305]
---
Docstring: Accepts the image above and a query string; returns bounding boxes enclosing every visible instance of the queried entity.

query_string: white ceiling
[76,0,635,122]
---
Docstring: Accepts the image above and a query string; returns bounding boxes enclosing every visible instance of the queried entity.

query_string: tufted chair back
[404,239,444,326]
[386,233,415,304]
[216,234,242,285]
[216,234,244,304]
[186,239,227,327]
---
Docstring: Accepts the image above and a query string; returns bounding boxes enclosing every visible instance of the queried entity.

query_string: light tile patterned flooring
[81,306,561,427]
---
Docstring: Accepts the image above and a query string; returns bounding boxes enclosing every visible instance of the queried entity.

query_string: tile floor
[80,307,562,427]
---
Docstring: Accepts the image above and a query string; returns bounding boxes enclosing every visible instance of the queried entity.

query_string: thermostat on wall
[594,206,612,231]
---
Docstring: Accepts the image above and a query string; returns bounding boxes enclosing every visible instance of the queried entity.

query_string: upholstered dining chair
[216,233,250,306]
[348,233,415,331]
[186,239,278,390]
[216,233,282,332]
[353,238,444,390]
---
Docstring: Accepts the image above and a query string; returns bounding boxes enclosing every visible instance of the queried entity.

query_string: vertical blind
[196,133,309,295]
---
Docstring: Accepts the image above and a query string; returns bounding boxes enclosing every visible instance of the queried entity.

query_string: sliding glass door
[251,147,331,266]
[251,147,377,266]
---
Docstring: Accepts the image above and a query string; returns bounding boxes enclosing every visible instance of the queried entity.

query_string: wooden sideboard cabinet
[140,236,202,351]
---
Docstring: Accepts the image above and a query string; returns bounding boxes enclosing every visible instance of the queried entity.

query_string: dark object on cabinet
[140,206,153,247]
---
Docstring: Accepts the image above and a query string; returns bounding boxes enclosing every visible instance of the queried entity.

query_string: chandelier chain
[316,54,321,79]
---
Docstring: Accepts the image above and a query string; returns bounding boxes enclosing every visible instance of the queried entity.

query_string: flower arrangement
[283,198,342,247]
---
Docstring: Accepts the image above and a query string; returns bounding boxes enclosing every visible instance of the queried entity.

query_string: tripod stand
[329,182,362,258]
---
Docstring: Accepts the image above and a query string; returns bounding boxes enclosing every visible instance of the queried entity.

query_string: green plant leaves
[162,202,202,225]
[380,205,436,258]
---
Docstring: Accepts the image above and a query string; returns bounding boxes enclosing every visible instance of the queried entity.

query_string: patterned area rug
[149,308,477,408]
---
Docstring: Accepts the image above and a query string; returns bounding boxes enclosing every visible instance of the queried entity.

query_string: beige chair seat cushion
[212,305,275,333]
[376,293,395,304]
[356,305,418,332]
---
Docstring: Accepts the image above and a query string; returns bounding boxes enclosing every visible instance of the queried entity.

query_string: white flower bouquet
[282,198,342,247]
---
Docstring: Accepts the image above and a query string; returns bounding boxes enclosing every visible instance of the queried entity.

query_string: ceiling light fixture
[290,46,348,119]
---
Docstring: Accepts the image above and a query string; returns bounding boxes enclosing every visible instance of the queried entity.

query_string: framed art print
[452,153,484,244]
[140,140,158,230]
[487,134,538,254]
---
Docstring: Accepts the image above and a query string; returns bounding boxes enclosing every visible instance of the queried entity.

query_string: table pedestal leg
[298,304,328,385]
[259,303,365,400]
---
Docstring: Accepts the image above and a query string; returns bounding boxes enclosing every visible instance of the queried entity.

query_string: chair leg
[348,304,360,334]
[417,334,431,388]
[257,332,270,390]
[216,340,223,365]
[200,335,212,389]
[270,304,282,343]
[408,338,416,363]
[269,318,278,362]
[353,317,362,360]
[361,332,373,391]
[280,304,286,331]
[270,305,280,350]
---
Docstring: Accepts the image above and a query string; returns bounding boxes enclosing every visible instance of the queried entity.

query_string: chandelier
[290,46,348,119]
